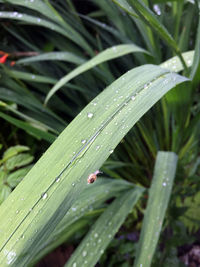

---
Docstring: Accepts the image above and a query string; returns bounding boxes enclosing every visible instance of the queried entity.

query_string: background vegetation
[0,0,200,266]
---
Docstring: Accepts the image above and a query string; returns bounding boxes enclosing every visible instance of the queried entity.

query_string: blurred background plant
[0,0,200,266]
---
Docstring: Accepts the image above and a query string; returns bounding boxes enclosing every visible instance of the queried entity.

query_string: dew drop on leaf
[82,250,87,257]
[94,233,98,238]
[41,192,48,199]
[87,112,93,118]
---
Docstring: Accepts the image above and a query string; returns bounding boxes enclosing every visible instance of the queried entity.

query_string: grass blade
[16,52,85,65]
[0,110,56,143]
[160,51,194,72]
[33,178,135,263]
[134,151,178,267]
[0,64,187,265]
[113,0,187,70]
[65,187,144,267]
[0,12,88,50]
[190,13,200,86]
[45,44,149,104]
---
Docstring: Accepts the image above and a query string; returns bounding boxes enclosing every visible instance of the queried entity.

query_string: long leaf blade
[134,151,178,267]
[0,65,187,265]
[45,44,149,104]
[65,187,144,267]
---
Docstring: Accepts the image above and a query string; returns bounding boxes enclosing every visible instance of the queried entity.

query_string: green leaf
[113,0,187,70]
[16,52,85,65]
[5,153,34,171]
[45,44,149,104]
[7,166,32,188]
[190,13,200,86]
[4,70,57,84]
[33,178,134,263]
[0,64,187,265]
[134,151,178,267]
[160,51,194,72]
[0,185,11,205]
[2,146,29,163]
[0,11,91,51]
[0,111,56,143]
[65,187,144,267]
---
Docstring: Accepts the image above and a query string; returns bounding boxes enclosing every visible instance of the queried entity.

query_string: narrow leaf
[16,52,85,65]
[113,0,187,70]
[65,187,144,267]
[190,13,200,86]
[45,44,148,104]
[134,151,178,267]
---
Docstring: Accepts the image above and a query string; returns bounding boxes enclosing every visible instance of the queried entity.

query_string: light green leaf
[0,185,11,205]
[7,166,33,188]
[33,178,134,263]
[65,187,144,267]
[5,70,57,84]
[0,64,187,265]
[2,146,29,162]
[134,151,178,267]
[160,51,194,72]
[5,154,33,171]
[16,52,85,65]
[45,44,148,104]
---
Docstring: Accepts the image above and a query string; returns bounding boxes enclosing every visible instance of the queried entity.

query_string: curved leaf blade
[113,0,187,69]
[0,64,188,265]
[45,44,149,104]
[65,187,144,267]
[16,52,85,65]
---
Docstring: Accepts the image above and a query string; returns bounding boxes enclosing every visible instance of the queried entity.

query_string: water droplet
[100,249,104,254]
[37,18,41,22]
[96,145,100,150]
[56,177,60,182]
[81,139,86,144]
[109,149,114,154]
[162,182,167,187]
[87,112,93,118]
[31,75,35,79]
[131,95,136,101]
[72,263,77,267]
[94,233,98,238]
[112,46,117,52]
[108,234,112,238]
[72,207,77,211]
[41,192,48,199]
[17,14,23,18]
[98,239,102,243]
[82,250,87,257]
[72,183,75,187]
[5,250,16,265]
[16,210,19,214]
